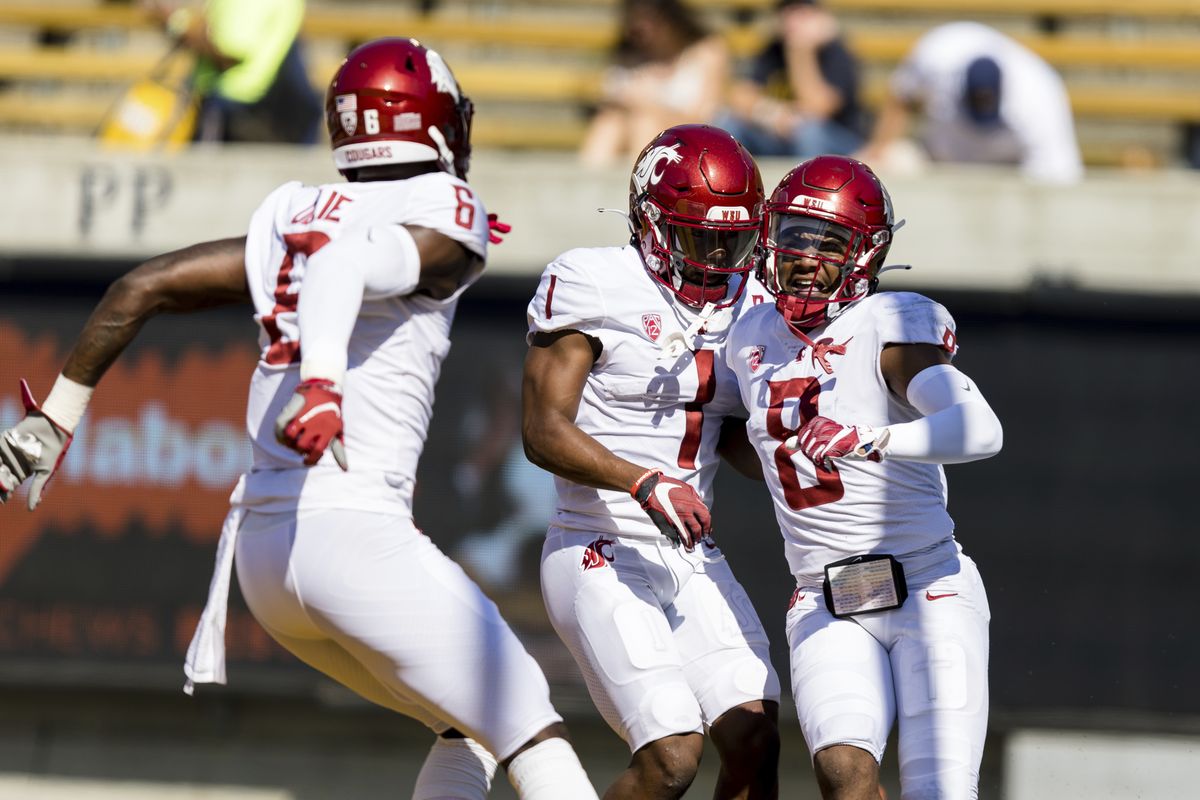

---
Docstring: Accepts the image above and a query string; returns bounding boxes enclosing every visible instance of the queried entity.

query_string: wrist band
[40,374,94,434]
[630,467,662,498]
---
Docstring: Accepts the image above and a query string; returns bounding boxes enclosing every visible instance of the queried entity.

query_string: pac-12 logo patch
[748,345,765,372]
[642,313,662,341]
[581,537,615,571]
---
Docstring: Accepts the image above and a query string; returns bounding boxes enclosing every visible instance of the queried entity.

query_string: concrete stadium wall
[1,136,1198,295]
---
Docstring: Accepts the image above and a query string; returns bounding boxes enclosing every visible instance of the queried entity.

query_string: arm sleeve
[883,363,1003,464]
[296,224,421,384]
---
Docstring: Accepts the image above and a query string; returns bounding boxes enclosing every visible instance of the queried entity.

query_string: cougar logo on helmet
[424,49,460,101]
[632,144,682,193]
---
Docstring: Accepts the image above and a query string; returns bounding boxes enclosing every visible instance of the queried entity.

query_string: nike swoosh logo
[298,402,341,424]
[925,591,958,601]
[653,481,688,535]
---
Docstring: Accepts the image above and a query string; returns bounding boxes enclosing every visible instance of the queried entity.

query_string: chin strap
[659,302,731,359]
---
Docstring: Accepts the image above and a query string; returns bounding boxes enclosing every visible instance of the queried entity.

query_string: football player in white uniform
[0,38,598,800]
[725,155,1003,799]
[523,125,782,800]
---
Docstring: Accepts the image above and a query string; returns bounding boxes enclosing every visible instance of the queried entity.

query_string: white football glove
[0,380,74,510]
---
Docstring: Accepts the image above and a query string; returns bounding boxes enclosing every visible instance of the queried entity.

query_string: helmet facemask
[635,195,761,310]
[761,212,891,331]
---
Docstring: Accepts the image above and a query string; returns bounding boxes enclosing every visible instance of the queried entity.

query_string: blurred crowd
[584,0,1091,182]
[34,0,1199,174]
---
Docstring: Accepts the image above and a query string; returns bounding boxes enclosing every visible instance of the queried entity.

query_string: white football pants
[234,508,562,761]
[786,552,990,799]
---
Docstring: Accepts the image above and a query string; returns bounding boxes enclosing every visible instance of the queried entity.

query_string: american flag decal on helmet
[642,313,662,341]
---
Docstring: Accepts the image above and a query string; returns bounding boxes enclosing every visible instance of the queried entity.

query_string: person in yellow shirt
[145,0,322,144]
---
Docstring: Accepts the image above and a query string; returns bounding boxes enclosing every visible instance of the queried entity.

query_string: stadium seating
[0,1,1197,164]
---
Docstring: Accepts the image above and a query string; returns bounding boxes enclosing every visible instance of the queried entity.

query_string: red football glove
[273,379,348,470]
[788,415,889,472]
[630,469,711,551]
[487,213,512,245]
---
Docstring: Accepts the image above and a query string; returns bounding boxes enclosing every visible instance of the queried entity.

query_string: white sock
[505,737,599,800]
[411,736,497,800]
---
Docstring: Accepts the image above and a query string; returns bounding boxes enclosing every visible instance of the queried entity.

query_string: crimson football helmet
[326,38,474,179]
[759,155,896,330]
[629,125,763,309]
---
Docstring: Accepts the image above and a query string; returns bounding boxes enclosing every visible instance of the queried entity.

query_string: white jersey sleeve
[404,175,489,259]
[526,248,612,344]
[873,292,959,355]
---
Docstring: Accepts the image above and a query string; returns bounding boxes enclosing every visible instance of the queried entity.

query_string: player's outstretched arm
[0,237,249,509]
[879,342,1002,463]
[790,342,1002,469]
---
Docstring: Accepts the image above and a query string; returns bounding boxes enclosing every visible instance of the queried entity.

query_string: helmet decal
[393,111,421,132]
[632,143,682,194]
[424,48,460,101]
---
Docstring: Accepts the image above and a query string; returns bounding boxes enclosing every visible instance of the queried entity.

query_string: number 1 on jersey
[678,349,716,469]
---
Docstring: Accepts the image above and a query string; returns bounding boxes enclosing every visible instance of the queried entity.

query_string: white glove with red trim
[630,468,711,551]
[787,415,890,472]
[0,380,74,510]
[274,379,349,470]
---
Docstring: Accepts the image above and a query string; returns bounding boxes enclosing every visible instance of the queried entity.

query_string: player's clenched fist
[274,379,349,470]
[0,380,74,510]
[787,414,890,472]
[631,468,711,551]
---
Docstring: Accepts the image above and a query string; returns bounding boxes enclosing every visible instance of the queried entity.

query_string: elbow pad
[308,224,421,300]
[884,364,1003,464]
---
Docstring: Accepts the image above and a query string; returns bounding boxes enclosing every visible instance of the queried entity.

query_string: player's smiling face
[773,216,854,300]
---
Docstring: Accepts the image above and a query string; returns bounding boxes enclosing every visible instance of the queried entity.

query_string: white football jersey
[232,173,489,514]
[527,245,769,540]
[726,292,961,586]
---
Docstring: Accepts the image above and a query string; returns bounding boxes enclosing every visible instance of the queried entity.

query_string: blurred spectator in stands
[717,0,866,158]
[579,0,730,168]
[858,21,1083,184]
[143,0,322,144]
